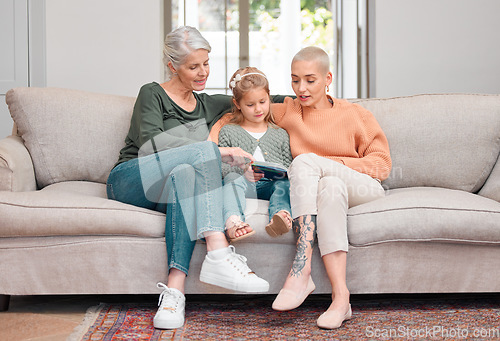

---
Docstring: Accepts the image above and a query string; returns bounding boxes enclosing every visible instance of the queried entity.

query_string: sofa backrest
[6,87,135,188]
[351,94,500,193]
[6,89,500,194]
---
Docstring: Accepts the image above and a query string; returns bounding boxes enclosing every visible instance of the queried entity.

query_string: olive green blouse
[115,82,288,167]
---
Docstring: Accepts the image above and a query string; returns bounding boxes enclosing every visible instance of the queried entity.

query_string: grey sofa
[1,88,499,310]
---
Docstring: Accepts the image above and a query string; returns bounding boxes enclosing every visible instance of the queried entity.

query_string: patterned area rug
[70,294,500,340]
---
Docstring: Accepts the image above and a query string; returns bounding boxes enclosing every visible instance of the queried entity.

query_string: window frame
[163,0,368,98]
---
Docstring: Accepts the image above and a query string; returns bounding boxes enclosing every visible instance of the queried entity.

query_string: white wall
[368,0,500,98]
[0,0,29,139]
[1,0,164,139]
[4,1,500,139]
[0,100,12,138]
[45,0,164,97]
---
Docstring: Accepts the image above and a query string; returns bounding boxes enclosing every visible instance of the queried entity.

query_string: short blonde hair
[292,46,330,74]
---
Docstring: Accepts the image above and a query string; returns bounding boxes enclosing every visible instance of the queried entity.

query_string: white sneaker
[199,245,269,293]
[153,283,185,329]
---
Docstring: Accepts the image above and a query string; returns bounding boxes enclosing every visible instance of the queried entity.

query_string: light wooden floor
[0,294,155,341]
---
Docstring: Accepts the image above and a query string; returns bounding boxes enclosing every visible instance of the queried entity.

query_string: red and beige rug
[70,295,500,340]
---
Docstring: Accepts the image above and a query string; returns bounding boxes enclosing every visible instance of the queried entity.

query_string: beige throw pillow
[6,87,135,188]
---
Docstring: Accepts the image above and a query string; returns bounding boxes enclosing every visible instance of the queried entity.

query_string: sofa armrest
[479,154,500,202]
[0,135,37,192]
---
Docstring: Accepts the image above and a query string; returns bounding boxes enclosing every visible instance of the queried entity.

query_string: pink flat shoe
[272,276,315,311]
[316,304,352,329]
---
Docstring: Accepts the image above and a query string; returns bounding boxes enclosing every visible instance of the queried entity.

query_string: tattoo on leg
[290,215,317,277]
[303,215,316,249]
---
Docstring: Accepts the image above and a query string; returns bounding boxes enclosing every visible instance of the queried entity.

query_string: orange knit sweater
[209,96,392,181]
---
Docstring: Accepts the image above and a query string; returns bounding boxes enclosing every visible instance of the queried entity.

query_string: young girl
[218,67,293,241]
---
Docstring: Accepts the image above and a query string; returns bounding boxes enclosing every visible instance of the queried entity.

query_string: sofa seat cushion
[348,187,500,246]
[0,181,165,238]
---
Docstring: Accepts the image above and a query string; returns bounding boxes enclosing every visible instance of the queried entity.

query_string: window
[166,0,366,98]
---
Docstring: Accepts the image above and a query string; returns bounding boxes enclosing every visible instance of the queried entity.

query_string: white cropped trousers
[288,153,386,255]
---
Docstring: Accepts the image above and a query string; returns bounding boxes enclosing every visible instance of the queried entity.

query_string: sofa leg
[0,294,11,311]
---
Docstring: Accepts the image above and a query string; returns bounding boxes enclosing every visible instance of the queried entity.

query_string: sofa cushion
[6,87,135,188]
[0,181,165,238]
[0,135,36,192]
[0,181,295,242]
[348,187,500,246]
[351,94,500,192]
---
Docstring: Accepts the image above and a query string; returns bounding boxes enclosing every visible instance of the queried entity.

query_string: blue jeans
[223,172,291,223]
[106,141,225,275]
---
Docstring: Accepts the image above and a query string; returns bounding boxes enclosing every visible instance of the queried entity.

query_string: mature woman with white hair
[106,26,285,329]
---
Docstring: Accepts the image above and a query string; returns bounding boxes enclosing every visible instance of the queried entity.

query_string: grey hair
[292,46,330,75]
[163,26,212,80]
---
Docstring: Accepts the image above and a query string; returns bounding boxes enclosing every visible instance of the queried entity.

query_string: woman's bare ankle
[328,289,350,311]
[204,231,229,251]
[167,268,187,294]
[282,267,311,291]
